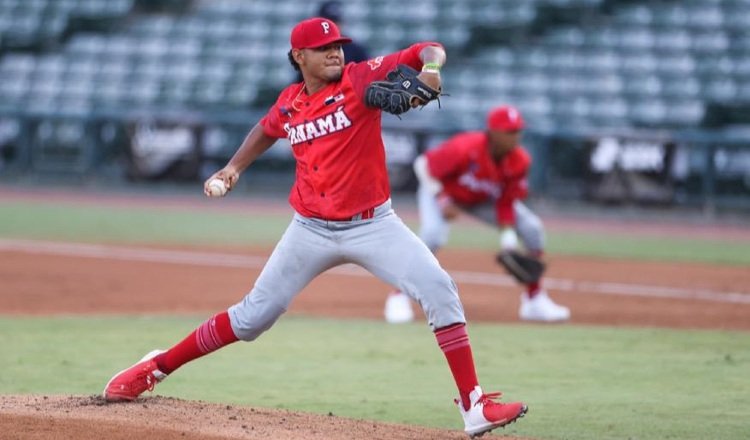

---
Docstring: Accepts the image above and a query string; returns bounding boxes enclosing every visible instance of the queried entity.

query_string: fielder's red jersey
[426,131,531,225]
[260,42,441,220]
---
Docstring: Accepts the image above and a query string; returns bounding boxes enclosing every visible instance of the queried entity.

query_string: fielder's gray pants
[417,184,545,253]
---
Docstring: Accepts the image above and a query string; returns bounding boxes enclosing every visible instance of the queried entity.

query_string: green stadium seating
[2,0,750,132]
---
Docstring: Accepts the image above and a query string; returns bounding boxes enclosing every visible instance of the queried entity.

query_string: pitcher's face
[297,43,344,82]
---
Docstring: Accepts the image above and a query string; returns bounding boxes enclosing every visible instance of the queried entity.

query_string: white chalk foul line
[1,238,749,305]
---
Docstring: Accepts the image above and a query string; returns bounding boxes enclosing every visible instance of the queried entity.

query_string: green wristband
[421,62,441,73]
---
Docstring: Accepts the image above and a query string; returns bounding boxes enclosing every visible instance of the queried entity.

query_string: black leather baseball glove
[364,64,441,115]
[496,250,546,284]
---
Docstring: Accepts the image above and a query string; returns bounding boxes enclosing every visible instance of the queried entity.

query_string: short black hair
[287,49,300,72]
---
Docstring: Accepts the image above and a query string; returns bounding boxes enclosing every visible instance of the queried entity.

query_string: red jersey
[426,131,531,225]
[260,42,441,220]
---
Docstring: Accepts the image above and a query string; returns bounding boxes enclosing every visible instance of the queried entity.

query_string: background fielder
[385,105,571,324]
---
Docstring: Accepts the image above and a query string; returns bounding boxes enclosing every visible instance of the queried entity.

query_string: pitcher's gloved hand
[364,64,442,115]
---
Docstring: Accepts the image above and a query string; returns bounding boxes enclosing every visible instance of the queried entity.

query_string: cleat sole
[468,404,528,438]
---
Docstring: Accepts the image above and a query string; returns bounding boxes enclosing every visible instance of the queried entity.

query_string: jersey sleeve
[425,135,471,181]
[495,148,532,225]
[348,42,443,99]
[259,85,301,139]
[258,102,287,139]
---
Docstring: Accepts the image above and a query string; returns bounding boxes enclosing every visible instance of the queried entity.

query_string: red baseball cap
[290,17,352,50]
[487,105,525,132]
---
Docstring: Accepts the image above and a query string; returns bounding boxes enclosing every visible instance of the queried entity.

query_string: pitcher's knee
[412,274,466,329]
[425,297,466,329]
[228,292,287,341]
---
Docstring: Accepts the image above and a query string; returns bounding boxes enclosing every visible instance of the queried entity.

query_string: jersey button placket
[301,118,313,145]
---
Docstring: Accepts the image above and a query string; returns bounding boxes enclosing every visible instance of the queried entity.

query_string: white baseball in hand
[206,178,227,197]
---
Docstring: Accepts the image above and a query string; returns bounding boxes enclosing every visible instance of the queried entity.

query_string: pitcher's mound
[0,394,527,440]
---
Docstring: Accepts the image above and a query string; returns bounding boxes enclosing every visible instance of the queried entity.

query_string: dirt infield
[2,188,749,439]
[2,244,749,329]
[0,395,488,440]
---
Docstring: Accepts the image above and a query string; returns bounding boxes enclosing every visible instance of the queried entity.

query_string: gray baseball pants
[228,199,465,341]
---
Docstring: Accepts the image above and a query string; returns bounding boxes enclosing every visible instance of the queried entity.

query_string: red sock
[526,250,544,298]
[155,311,239,374]
[527,280,541,298]
[435,323,478,411]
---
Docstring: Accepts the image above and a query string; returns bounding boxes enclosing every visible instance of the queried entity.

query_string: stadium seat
[703,78,738,101]
[0,0,746,131]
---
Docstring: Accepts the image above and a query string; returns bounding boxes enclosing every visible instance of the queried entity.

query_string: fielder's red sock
[155,311,239,374]
[526,250,544,298]
[435,323,479,411]
[526,280,541,299]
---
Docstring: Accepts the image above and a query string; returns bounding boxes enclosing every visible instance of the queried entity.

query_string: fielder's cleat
[103,349,167,402]
[384,290,414,324]
[519,290,570,322]
[456,386,527,438]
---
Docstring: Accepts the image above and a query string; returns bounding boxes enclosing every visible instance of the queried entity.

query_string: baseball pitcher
[103,17,527,437]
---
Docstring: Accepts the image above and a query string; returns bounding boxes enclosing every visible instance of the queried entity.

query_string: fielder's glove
[496,250,546,284]
[364,64,441,115]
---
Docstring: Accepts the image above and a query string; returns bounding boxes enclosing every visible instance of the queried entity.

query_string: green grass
[545,231,750,264]
[1,315,748,440]
[448,227,750,265]
[1,200,748,265]
[0,201,287,246]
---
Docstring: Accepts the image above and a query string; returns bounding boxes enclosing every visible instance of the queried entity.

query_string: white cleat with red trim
[456,386,528,438]
[103,349,167,402]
